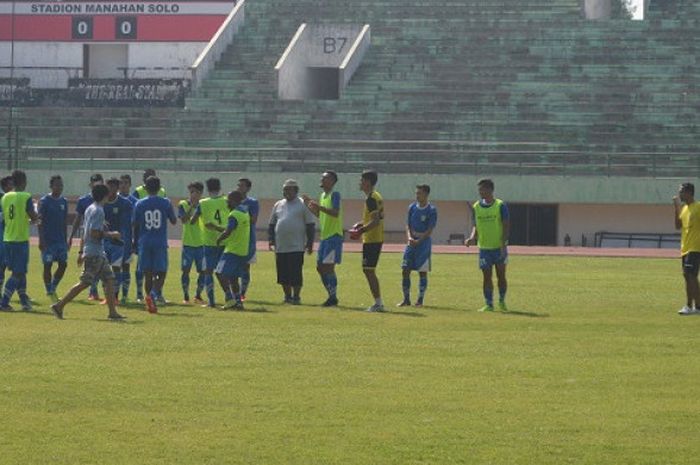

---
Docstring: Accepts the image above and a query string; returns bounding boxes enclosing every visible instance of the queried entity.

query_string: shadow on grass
[92,318,145,325]
[152,312,204,318]
[0,308,54,317]
[338,306,426,318]
[499,309,549,318]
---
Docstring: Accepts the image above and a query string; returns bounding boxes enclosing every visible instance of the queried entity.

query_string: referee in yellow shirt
[674,182,700,315]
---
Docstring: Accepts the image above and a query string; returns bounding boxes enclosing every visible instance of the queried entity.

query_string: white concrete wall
[0,42,83,87]
[0,42,203,86]
[128,42,206,79]
[559,203,673,246]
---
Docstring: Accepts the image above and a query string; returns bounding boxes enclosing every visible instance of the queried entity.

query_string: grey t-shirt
[269,197,315,253]
[83,203,106,257]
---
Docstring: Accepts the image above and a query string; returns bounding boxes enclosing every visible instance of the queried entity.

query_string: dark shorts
[682,252,700,276]
[362,242,383,269]
[276,252,304,287]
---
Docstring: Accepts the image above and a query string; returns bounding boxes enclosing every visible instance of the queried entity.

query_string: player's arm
[217,217,237,245]
[674,196,682,230]
[26,197,39,223]
[179,203,193,224]
[465,203,477,246]
[500,203,510,254]
[268,206,278,250]
[321,192,341,218]
[37,199,46,251]
[168,203,177,225]
[360,196,381,233]
[249,201,259,225]
[305,222,315,254]
[415,207,437,246]
[189,205,201,225]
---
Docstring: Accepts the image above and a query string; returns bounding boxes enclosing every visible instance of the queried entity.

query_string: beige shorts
[80,255,115,285]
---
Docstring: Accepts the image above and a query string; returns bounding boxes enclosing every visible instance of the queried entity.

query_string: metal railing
[14,143,699,177]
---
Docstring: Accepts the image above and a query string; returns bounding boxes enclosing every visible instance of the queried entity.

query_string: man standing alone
[674,182,700,315]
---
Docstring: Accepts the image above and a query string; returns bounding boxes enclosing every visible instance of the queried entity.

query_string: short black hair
[681,183,695,195]
[50,175,63,187]
[188,181,204,192]
[106,177,120,188]
[143,168,156,183]
[120,174,132,184]
[11,170,26,188]
[228,190,244,203]
[1,176,14,192]
[416,184,430,195]
[361,170,378,187]
[206,177,221,192]
[92,184,109,202]
[145,176,161,195]
[324,170,338,184]
[90,173,103,184]
[478,178,495,191]
[238,178,252,189]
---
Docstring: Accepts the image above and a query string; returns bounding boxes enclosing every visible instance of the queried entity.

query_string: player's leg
[121,262,131,304]
[43,262,54,296]
[214,254,234,306]
[479,266,494,312]
[363,243,384,312]
[202,247,217,308]
[181,246,193,303]
[15,243,31,310]
[290,252,303,304]
[155,270,167,305]
[495,263,508,311]
[399,268,411,307]
[51,255,96,319]
[240,262,251,300]
[680,253,700,314]
[152,247,168,306]
[98,258,123,320]
[0,243,18,310]
[52,261,67,300]
[276,252,292,303]
[317,237,340,307]
[135,262,144,302]
[415,244,431,306]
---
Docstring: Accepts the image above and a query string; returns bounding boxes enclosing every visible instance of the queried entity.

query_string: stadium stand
[1,0,699,176]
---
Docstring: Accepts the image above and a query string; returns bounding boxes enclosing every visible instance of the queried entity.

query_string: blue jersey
[407,202,438,238]
[104,195,133,236]
[38,194,68,245]
[120,193,138,207]
[241,196,259,248]
[119,193,138,243]
[76,193,93,217]
[133,196,176,249]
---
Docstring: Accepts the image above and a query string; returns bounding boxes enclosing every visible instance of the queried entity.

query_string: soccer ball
[349,223,363,240]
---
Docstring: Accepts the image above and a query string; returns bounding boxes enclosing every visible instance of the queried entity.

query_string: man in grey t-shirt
[51,184,124,320]
[268,179,315,304]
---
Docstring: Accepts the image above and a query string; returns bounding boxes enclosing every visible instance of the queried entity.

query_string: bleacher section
[2,0,699,175]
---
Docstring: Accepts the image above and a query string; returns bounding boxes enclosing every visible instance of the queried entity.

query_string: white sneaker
[366,303,385,313]
[678,306,700,315]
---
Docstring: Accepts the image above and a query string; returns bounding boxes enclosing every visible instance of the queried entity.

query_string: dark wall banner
[0,78,190,107]
[0,1,235,41]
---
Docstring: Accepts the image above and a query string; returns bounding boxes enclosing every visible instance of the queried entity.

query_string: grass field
[1,250,698,464]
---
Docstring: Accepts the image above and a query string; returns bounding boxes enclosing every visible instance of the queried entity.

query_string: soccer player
[118,174,138,303]
[214,190,250,310]
[356,170,385,312]
[237,177,259,300]
[70,173,103,301]
[465,178,511,312]
[190,177,228,308]
[268,179,316,304]
[302,171,343,307]
[0,170,39,311]
[178,181,205,304]
[132,168,166,303]
[398,184,438,307]
[674,182,700,315]
[50,184,124,321]
[38,175,69,302]
[0,176,14,299]
[132,176,176,314]
[103,177,134,304]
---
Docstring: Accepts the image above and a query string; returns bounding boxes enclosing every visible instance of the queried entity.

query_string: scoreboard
[0,0,235,41]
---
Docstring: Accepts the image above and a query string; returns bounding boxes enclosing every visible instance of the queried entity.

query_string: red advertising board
[0,0,235,41]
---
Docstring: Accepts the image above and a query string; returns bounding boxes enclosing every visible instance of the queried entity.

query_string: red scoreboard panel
[0,0,235,41]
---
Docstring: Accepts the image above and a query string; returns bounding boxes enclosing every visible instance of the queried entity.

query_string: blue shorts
[41,242,68,265]
[4,241,29,274]
[122,241,133,265]
[182,245,204,272]
[214,252,246,278]
[203,246,224,271]
[0,244,4,269]
[104,241,125,267]
[137,246,168,273]
[402,241,431,272]
[479,248,508,270]
[317,235,343,265]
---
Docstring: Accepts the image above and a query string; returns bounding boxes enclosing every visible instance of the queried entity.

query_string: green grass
[1,250,698,465]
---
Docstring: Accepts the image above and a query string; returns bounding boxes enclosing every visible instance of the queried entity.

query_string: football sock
[44,278,52,294]
[205,275,215,306]
[484,288,494,306]
[2,276,17,306]
[499,286,507,302]
[121,272,130,298]
[241,270,251,296]
[402,277,411,302]
[51,278,61,295]
[327,273,338,298]
[195,274,205,299]
[135,271,144,298]
[181,273,190,300]
[18,276,28,304]
[224,289,234,301]
[418,276,427,300]
[89,282,99,297]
